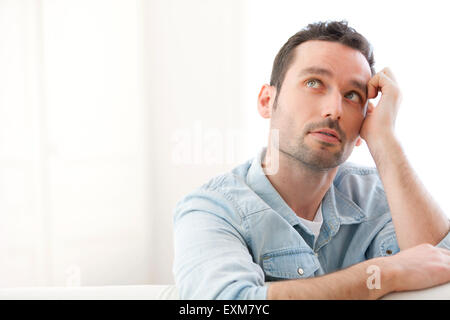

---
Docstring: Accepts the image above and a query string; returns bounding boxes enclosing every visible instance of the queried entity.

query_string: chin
[300,146,347,170]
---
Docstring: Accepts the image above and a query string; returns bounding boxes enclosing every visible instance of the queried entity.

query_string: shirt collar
[246,147,365,231]
[246,147,303,227]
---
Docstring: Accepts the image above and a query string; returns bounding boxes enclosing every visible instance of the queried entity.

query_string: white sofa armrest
[0,285,179,300]
[1,282,449,300]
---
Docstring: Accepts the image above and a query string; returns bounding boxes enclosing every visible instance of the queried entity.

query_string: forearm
[267,257,396,300]
[367,133,450,249]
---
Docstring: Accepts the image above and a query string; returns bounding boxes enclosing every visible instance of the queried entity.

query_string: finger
[437,247,450,256]
[380,67,397,83]
[367,73,381,100]
[363,101,375,117]
[441,252,450,266]
[367,71,396,99]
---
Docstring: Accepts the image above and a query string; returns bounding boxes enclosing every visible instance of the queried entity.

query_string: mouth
[309,128,341,144]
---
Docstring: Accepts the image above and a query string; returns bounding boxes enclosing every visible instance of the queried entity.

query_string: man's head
[258,21,374,171]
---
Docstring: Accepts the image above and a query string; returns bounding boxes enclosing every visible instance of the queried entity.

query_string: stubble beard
[271,93,350,172]
[279,135,345,172]
[278,118,348,172]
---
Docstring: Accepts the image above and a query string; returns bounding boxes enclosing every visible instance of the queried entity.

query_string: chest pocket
[262,247,320,281]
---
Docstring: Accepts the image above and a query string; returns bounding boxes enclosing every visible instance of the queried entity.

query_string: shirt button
[297,267,304,276]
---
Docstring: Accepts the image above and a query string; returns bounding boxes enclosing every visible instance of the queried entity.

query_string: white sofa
[1,282,450,300]
[0,285,180,300]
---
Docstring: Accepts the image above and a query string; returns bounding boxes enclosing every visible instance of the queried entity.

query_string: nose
[321,91,342,121]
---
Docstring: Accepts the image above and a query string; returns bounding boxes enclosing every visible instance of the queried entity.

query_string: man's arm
[268,243,450,299]
[268,256,394,300]
[360,68,450,250]
[173,190,268,299]
[367,132,450,249]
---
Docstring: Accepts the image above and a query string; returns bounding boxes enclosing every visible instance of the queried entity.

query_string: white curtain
[0,0,247,287]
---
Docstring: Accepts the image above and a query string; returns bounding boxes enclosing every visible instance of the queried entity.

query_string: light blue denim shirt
[173,148,450,299]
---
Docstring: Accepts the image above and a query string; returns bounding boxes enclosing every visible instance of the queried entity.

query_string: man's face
[269,40,372,170]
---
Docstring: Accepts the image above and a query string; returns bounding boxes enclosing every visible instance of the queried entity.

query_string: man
[172,21,450,299]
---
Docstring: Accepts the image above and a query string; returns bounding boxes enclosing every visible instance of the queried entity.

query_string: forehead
[288,40,372,82]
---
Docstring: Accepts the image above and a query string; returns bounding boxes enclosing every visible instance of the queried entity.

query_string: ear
[257,84,276,119]
[355,137,362,147]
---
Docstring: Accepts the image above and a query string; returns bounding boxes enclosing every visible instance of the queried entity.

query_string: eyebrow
[349,79,368,98]
[298,67,333,78]
[298,66,368,98]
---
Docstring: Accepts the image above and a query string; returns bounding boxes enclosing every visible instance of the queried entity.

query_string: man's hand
[267,243,450,300]
[359,67,402,146]
[387,243,450,292]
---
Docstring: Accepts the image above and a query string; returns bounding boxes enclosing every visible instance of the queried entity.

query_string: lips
[310,128,341,144]
[313,128,340,140]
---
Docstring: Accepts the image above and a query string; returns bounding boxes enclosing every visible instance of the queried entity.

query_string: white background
[1,0,449,287]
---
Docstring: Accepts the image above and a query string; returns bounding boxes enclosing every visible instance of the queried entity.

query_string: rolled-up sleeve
[172,189,268,300]
[366,218,450,259]
[436,225,450,250]
[366,219,401,259]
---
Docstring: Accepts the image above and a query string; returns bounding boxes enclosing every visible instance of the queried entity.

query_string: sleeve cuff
[436,227,450,250]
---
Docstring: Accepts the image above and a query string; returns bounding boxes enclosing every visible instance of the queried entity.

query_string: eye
[305,79,322,88]
[345,91,362,103]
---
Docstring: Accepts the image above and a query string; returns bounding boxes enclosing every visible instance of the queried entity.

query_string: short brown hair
[270,20,375,104]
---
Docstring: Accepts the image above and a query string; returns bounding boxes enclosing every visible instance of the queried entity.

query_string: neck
[262,145,338,221]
